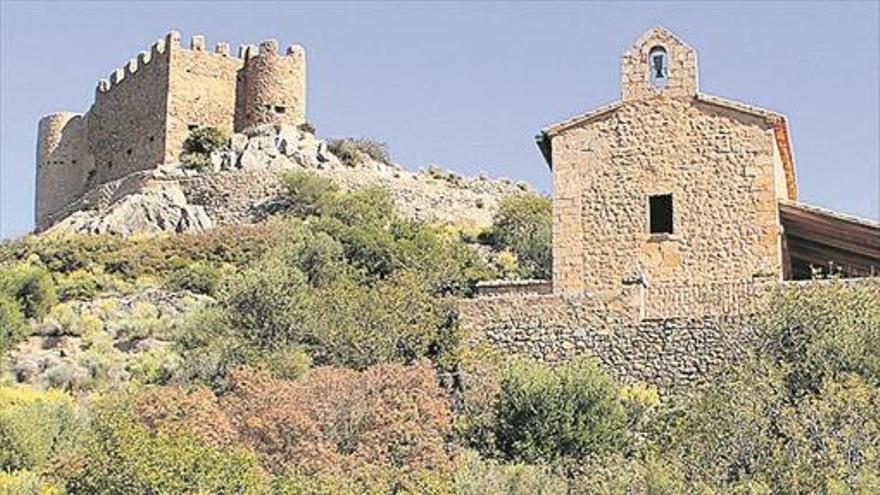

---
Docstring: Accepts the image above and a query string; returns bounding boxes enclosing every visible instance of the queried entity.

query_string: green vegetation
[0,170,877,493]
[494,358,628,463]
[279,170,339,217]
[0,295,27,357]
[179,126,228,170]
[176,181,490,384]
[485,194,552,279]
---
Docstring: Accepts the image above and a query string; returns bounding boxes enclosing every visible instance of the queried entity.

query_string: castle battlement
[36,30,307,230]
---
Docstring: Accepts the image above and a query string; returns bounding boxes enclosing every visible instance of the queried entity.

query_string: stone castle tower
[35,31,306,229]
[537,27,798,304]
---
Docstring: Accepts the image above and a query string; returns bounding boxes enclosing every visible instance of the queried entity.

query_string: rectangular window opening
[274,105,287,114]
[649,194,673,235]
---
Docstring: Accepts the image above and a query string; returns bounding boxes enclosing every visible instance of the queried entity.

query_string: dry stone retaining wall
[460,278,879,395]
[459,293,753,395]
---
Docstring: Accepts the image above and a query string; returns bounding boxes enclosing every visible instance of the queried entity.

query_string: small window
[188,124,199,131]
[274,105,286,114]
[649,194,673,234]
[648,46,668,88]
[149,136,155,143]
[126,148,132,155]
[107,161,113,169]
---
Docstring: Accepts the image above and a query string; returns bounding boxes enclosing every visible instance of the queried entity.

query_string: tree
[489,195,552,279]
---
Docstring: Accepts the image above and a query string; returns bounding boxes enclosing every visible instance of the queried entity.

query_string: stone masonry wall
[459,292,753,395]
[620,28,698,101]
[35,113,93,224]
[235,40,306,131]
[551,97,783,298]
[459,278,878,395]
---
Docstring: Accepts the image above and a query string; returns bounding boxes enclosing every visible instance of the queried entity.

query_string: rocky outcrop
[41,125,534,237]
[46,182,213,236]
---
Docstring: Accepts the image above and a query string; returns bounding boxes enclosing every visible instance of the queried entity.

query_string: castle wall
[165,33,243,163]
[35,113,92,226]
[551,98,783,299]
[87,38,171,186]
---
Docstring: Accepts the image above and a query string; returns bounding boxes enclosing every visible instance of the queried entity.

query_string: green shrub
[494,358,628,463]
[264,346,312,380]
[647,281,880,493]
[126,347,182,385]
[757,279,880,397]
[182,126,227,155]
[280,170,339,217]
[56,267,103,300]
[180,126,227,170]
[179,151,212,170]
[164,260,230,295]
[568,453,689,495]
[0,469,63,495]
[0,387,85,473]
[488,195,551,279]
[0,262,57,320]
[301,271,456,368]
[0,295,27,356]
[217,254,310,351]
[327,138,391,166]
[298,121,316,134]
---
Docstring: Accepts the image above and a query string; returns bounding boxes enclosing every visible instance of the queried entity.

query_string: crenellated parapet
[95,36,170,101]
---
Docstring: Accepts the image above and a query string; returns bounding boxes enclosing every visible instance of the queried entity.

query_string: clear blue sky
[1,1,878,238]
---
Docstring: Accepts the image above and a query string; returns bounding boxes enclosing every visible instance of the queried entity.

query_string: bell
[652,55,665,78]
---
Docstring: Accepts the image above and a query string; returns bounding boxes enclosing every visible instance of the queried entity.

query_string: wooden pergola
[779,201,880,280]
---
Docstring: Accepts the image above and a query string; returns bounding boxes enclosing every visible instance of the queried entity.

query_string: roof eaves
[779,200,880,230]
[542,100,622,137]
[695,93,785,121]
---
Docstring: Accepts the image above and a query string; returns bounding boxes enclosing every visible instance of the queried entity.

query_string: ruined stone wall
[165,33,244,163]
[88,37,171,186]
[35,31,307,230]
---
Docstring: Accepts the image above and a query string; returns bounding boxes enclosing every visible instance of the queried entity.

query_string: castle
[35,31,305,230]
